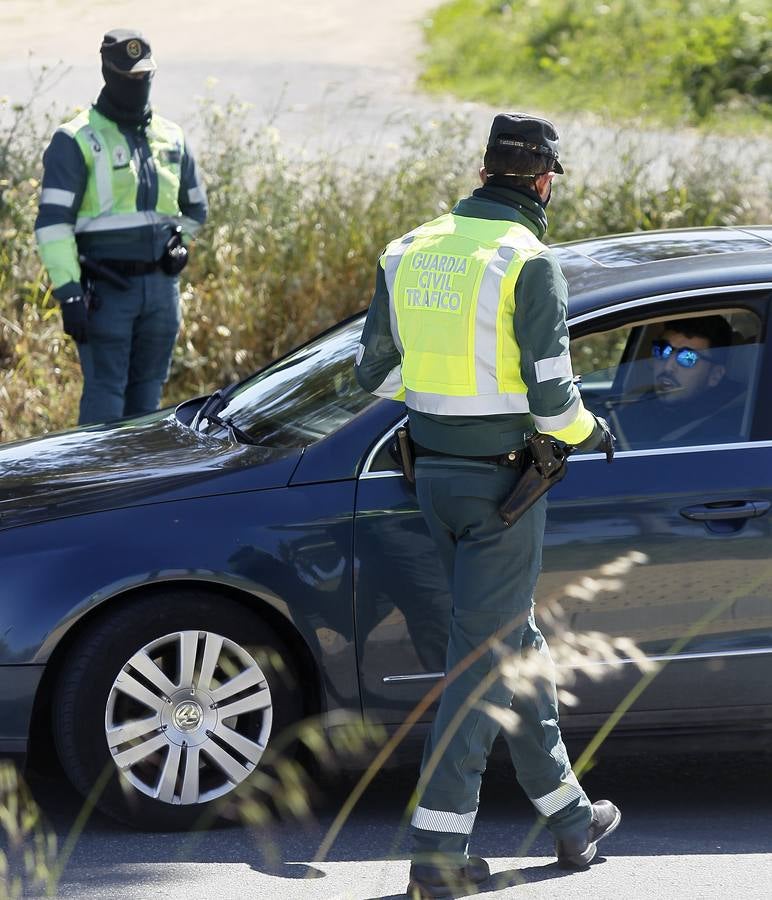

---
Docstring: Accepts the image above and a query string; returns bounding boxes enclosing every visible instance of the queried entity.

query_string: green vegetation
[421,0,772,128]
[1,92,770,442]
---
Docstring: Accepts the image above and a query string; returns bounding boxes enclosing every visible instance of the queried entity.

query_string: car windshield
[198,315,378,448]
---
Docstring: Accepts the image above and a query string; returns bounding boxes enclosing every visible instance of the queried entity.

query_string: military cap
[486,113,564,174]
[100,29,156,74]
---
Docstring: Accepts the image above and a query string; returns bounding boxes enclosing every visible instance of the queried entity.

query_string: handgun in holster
[79,276,96,312]
[498,422,615,527]
[498,433,572,527]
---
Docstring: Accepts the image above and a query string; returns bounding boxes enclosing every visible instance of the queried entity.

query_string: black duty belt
[95,259,160,276]
[413,443,524,468]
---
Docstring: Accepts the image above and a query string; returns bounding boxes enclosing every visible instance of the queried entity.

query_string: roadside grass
[421,0,772,131]
[1,92,770,442]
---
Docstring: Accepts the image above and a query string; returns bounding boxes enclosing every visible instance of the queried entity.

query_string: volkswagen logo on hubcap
[172,700,204,731]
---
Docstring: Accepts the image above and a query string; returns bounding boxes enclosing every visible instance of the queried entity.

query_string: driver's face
[653,330,721,404]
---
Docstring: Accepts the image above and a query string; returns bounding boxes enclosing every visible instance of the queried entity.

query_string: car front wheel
[53,591,302,829]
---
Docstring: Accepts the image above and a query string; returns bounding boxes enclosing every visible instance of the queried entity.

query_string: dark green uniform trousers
[409,456,592,866]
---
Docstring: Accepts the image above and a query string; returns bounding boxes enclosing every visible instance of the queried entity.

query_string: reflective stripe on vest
[383,213,545,416]
[74,210,183,235]
[39,188,76,208]
[84,124,113,215]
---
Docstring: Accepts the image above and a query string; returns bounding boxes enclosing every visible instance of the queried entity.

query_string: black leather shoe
[556,800,621,869]
[407,855,490,899]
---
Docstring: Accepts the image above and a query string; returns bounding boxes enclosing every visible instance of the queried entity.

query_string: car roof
[554,226,772,317]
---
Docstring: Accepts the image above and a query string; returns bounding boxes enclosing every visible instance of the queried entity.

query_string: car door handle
[680,500,771,522]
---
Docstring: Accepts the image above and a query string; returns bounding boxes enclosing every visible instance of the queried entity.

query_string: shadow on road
[364,857,595,900]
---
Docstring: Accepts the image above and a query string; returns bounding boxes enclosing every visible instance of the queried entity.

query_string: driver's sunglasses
[651,339,712,368]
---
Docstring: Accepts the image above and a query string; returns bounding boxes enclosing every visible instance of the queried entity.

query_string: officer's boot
[407,855,490,899]
[555,799,621,869]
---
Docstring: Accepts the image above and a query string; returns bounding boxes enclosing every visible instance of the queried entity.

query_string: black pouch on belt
[160,225,189,275]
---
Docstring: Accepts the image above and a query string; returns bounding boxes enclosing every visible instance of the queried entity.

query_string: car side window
[570,308,763,451]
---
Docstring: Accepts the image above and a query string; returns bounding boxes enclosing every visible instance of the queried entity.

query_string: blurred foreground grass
[1,94,770,442]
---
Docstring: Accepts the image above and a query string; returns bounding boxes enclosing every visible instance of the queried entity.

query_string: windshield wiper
[191,381,259,445]
[202,411,259,446]
[192,381,242,431]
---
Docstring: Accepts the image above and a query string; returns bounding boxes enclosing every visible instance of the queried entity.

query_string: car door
[353,434,451,724]
[353,287,772,731]
[541,289,772,731]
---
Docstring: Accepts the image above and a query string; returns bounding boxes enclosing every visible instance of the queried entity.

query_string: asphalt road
[7,750,772,899]
[0,0,453,154]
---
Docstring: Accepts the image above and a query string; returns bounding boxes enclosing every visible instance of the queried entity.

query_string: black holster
[390,424,415,485]
[498,433,570,527]
[81,277,97,312]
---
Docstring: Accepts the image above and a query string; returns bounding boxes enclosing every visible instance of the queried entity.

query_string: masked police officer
[356,114,620,899]
[35,29,208,425]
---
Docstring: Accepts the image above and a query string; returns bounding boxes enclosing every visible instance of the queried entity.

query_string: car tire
[53,590,303,830]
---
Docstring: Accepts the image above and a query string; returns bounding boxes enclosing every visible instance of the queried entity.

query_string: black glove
[575,415,615,462]
[60,296,89,344]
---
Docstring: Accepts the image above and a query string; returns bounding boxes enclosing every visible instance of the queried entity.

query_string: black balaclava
[98,63,153,127]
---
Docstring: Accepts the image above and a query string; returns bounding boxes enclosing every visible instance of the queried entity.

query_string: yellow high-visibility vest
[35,107,192,290]
[382,212,544,415]
[64,107,184,227]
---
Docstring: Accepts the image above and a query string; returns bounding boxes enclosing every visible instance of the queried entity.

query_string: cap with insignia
[486,113,564,174]
[100,29,156,74]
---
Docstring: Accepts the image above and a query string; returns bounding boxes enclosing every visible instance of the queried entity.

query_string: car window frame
[359,283,772,478]
[572,305,765,446]
[570,284,772,447]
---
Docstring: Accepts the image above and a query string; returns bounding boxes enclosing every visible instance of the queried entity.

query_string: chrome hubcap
[104,630,273,806]
[171,699,204,733]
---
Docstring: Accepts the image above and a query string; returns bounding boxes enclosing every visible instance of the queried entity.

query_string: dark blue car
[2,227,771,829]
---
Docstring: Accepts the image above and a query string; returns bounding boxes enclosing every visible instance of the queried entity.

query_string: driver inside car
[612,315,744,448]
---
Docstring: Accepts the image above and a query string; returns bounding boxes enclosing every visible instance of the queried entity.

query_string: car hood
[0,412,302,530]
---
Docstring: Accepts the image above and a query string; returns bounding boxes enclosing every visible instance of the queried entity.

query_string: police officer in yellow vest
[35,29,207,425]
[356,114,620,899]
